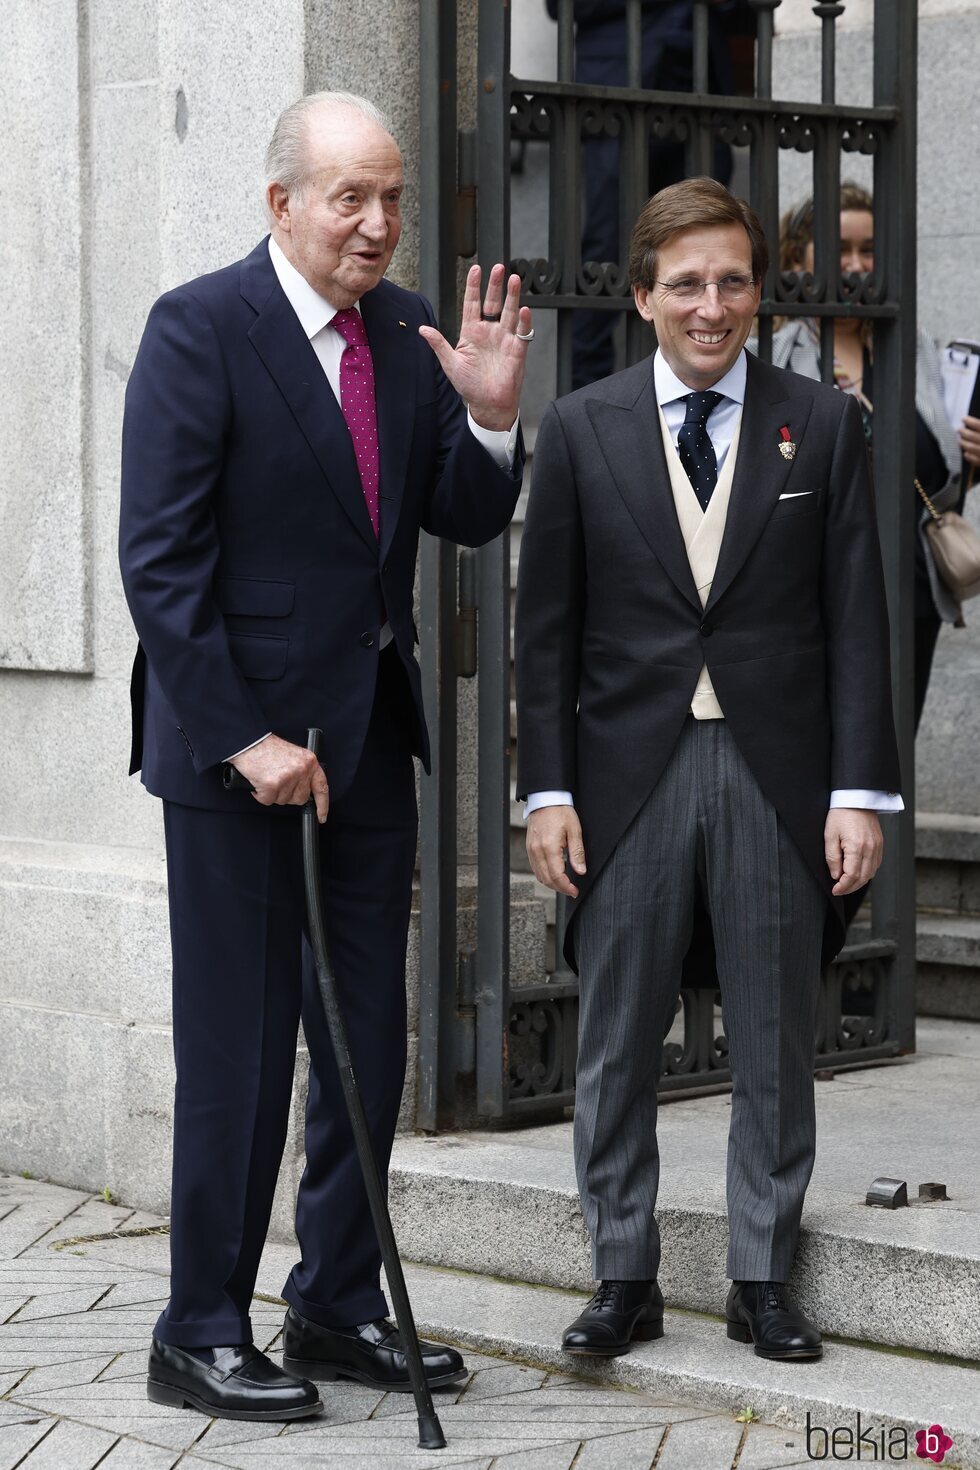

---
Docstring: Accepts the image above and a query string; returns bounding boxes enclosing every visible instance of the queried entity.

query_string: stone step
[405,1264,980,1470]
[916,811,980,916]
[390,1018,980,1365]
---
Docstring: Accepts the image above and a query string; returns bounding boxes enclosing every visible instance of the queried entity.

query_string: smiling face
[267,105,403,308]
[633,222,762,390]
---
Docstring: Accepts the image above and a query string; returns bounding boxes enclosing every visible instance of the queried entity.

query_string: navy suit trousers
[153,649,418,1348]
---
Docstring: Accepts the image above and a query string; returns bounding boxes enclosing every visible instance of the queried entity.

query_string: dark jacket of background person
[768,320,962,626]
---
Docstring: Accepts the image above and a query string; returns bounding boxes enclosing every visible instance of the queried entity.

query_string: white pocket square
[778,491,812,500]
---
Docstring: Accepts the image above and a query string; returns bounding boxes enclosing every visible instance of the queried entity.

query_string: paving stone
[0,1400,44,1426]
[456,1362,548,1398]
[575,1425,669,1466]
[0,1420,57,1468]
[11,1286,117,1320]
[95,1440,181,1469]
[90,1282,170,1311]
[16,1353,116,1392]
[364,1386,461,1419]
[655,1415,745,1469]
[197,1449,496,1470]
[736,1422,810,1468]
[98,1350,152,1382]
[196,1417,301,1450]
[18,1416,209,1454]
[488,1447,578,1470]
[275,1384,387,1428]
[10,1416,118,1467]
[28,1199,140,1249]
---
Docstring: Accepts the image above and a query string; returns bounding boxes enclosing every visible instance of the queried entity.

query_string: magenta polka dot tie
[332,308,380,538]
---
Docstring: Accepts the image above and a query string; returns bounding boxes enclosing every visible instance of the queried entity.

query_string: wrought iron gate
[417,0,918,1129]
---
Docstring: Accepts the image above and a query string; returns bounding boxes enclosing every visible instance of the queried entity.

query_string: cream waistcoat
[657,406,743,719]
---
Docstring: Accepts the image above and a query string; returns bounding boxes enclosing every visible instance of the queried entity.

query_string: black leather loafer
[726,1280,823,1360]
[281,1307,467,1391]
[561,1280,665,1356]
[146,1340,321,1420]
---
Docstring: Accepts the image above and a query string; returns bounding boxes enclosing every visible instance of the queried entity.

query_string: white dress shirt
[525,349,903,817]
[226,237,520,763]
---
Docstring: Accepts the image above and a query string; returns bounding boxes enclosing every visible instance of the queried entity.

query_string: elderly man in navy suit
[120,91,530,1422]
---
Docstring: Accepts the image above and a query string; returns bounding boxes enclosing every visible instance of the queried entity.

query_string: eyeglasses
[654,274,758,301]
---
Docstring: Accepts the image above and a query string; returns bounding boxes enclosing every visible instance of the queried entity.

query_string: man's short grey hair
[264,91,395,214]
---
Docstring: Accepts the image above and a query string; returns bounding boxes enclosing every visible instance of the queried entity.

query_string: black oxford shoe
[726,1280,823,1360]
[281,1306,467,1391]
[146,1340,321,1420]
[562,1280,665,1357]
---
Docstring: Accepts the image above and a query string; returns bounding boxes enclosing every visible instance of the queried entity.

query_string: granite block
[95,1439,181,1470]
[0,1422,57,1468]
[916,858,964,912]
[90,0,158,88]
[1,1416,116,1469]
[0,1003,307,1242]
[91,79,162,681]
[0,0,89,673]
[917,964,980,1020]
[157,0,305,289]
[304,0,420,292]
[0,672,162,852]
[0,877,171,1024]
[916,814,980,864]
[635,1420,734,1470]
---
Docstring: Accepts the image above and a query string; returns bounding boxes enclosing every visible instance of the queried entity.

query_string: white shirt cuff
[830,788,905,813]
[524,790,574,820]
[467,411,520,470]
[225,731,272,763]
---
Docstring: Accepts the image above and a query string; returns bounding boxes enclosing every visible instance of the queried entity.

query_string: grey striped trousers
[575,717,826,1283]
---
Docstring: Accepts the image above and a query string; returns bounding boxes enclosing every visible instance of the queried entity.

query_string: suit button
[360,631,375,648]
[700,619,713,637]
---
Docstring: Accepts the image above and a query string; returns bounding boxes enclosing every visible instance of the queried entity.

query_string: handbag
[915,478,980,603]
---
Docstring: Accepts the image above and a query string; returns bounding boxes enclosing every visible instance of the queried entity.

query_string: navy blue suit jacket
[120,239,522,811]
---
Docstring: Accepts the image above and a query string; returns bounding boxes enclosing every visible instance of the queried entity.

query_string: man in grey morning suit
[514,178,902,1361]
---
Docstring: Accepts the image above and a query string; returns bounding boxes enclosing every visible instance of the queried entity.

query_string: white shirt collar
[653,347,747,408]
[267,234,360,339]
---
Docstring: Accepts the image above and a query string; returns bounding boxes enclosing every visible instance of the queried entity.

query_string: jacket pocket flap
[228,633,288,680]
[215,576,295,617]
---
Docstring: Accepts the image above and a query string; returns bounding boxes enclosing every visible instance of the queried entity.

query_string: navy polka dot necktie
[677,391,723,510]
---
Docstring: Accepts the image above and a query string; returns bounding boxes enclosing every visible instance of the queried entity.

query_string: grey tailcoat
[515,350,902,972]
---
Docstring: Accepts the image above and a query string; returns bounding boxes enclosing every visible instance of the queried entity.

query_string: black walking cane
[224,732,447,1450]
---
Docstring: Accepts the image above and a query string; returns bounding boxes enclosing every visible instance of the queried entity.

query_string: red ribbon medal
[778,425,796,461]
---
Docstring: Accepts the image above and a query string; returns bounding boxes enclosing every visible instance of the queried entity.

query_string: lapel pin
[398,320,407,328]
[778,425,796,461]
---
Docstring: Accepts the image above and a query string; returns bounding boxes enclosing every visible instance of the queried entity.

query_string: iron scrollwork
[508,985,578,1102]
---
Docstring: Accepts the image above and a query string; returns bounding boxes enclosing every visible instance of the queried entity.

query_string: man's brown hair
[628,176,769,288]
